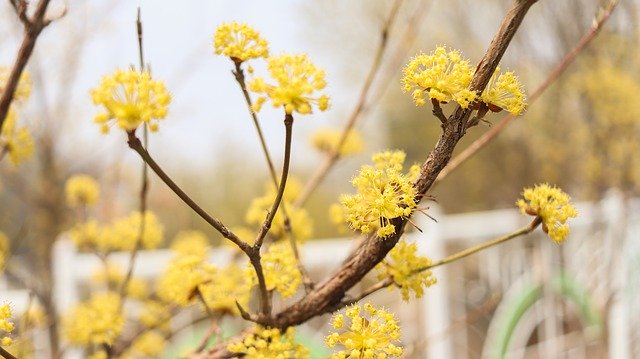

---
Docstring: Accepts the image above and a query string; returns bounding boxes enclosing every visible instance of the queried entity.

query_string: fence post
[416,205,453,358]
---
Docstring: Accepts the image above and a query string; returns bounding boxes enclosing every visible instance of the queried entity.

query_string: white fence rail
[2,190,638,358]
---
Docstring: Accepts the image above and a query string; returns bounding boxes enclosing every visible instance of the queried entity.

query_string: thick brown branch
[436,0,617,183]
[276,0,537,330]
[203,1,537,356]
[0,0,52,132]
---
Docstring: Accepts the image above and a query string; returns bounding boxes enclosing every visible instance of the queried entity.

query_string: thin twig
[415,216,541,272]
[435,0,618,183]
[232,62,314,289]
[251,113,295,318]
[0,0,53,132]
[0,346,18,359]
[196,287,217,320]
[194,319,221,354]
[254,114,294,248]
[232,62,279,184]
[431,98,448,124]
[126,132,250,253]
[338,217,541,308]
[119,6,149,302]
[294,0,403,207]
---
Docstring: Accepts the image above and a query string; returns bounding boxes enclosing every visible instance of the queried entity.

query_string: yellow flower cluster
[65,174,100,207]
[157,232,253,315]
[138,300,171,330]
[106,211,164,250]
[325,302,403,358]
[70,211,164,253]
[329,203,349,234]
[228,326,309,358]
[0,67,31,103]
[63,292,124,346]
[1,68,34,166]
[0,231,8,272]
[310,129,364,157]
[213,22,269,62]
[517,183,578,243]
[90,68,171,133]
[402,46,476,108]
[377,241,437,301]
[340,150,419,238]
[480,68,526,115]
[170,230,210,260]
[129,331,167,358]
[0,109,34,166]
[91,262,148,299]
[245,178,313,242]
[249,53,330,115]
[156,255,217,306]
[201,263,253,315]
[259,242,302,299]
[0,304,14,346]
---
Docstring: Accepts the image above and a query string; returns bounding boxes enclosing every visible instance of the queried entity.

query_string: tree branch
[0,0,53,132]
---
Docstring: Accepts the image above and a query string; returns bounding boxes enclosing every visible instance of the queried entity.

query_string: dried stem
[0,0,53,132]
[436,0,618,183]
[126,132,250,253]
[294,0,403,207]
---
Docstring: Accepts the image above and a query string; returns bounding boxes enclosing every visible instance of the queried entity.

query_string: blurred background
[1,0,639,358]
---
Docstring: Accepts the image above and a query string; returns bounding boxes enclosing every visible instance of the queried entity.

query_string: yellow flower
[213,22,269,62]
[245,178,313,243]
[259,241,301,299]
[1,109,34,166]
[107,211,165,251]
[91,262,148,299]
[228,326,309,358]
[402,46,476,108]
[156,255,217,306]
[63,292,124,346]
[310,129,364,157]
[0,304,14,347]
[170,230,210,261]
[0,231,9,272]
[130,331,166,357]
[480,67,526,115]
[325,302,403,358]
[69,219,102,249]
[329,203,349,235]
[249,53,330,115]
[200,263,254,315]
[0,67,31,103]
[65,174,100,207]
[138,300,171,331]
[516,183,578,243]
[377,241,437,301]
[340,150,418,238]
[90,68,171,133]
